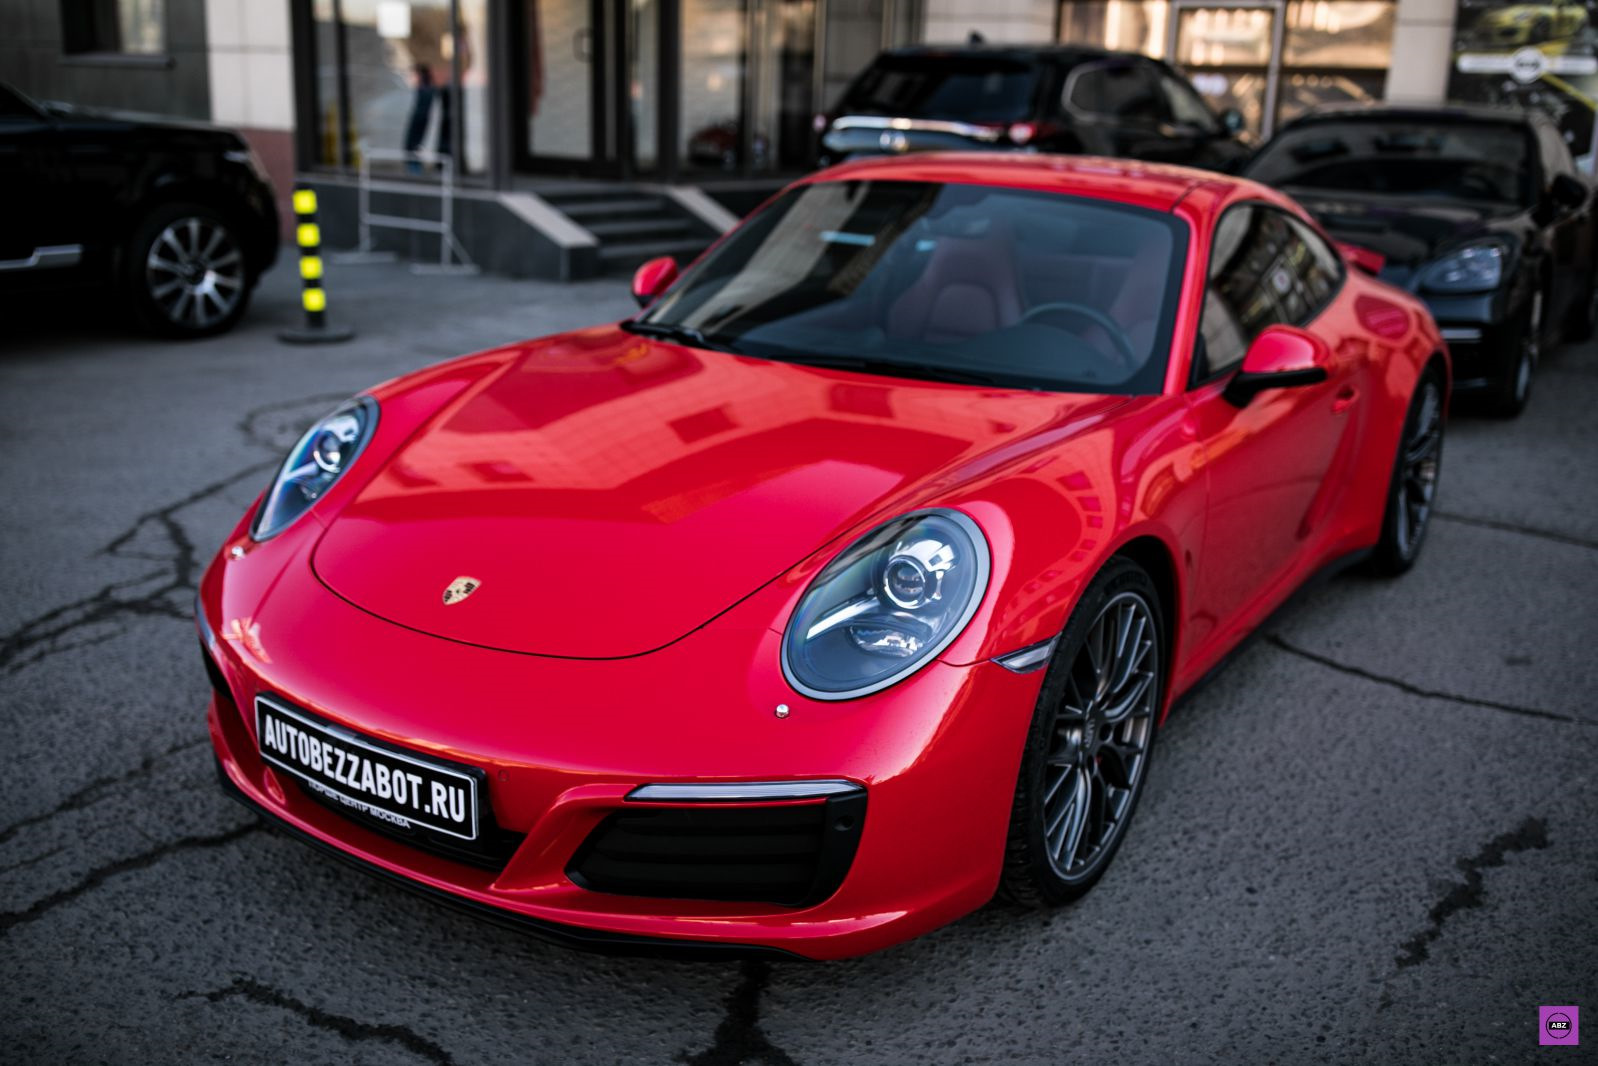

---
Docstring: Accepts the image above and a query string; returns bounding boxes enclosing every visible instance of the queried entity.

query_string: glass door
[519,0,609,172]
[1168,1,1283,140]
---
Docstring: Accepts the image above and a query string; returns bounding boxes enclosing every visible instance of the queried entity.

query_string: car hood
[1288,189,1525,268]
[312,326,1120,658]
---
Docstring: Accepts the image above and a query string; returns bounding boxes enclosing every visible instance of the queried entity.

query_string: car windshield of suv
[1246,120,1535,207]
[631,181,1186,395]
[841,56,1042,124]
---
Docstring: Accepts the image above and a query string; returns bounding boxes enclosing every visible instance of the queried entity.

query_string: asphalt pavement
[1,261,1594,1065]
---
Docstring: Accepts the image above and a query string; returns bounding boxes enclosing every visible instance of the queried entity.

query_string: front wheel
[999,557,1164,906]
[1490,292,1542,419]
[125,202,254,338]
[1369,367,1445,576]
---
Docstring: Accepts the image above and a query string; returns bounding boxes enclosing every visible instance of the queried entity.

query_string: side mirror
[1335,241,1386,276]
[1550,172,1589,213]
[1220,108,1245,136]
[631,256,680,308]
[1224,325,1330,406]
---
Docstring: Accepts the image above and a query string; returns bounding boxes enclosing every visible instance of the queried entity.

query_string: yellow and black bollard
[278,184,354,344]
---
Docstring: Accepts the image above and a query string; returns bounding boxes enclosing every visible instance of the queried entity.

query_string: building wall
[920,0,1053,45]
[1386,0,1456,103]
[0,0,211,117]
[203,0,297,229]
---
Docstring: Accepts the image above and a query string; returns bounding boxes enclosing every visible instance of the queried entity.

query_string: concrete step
[583,217,694,238]
[547,196,668,217]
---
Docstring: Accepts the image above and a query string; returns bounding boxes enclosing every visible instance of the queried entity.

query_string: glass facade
[303,0,896,181]
[1058,0,1395,138]
[311,0,490,174]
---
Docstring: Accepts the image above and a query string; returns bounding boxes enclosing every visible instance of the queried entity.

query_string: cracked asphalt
[2,262,1594,1065]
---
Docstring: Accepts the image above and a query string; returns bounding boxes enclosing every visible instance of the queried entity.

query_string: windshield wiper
[622,319,741,354]
[768,352,1009,387]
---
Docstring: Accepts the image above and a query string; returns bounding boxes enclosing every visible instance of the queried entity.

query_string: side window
[1067,62,1164,124]
[1197,206,1340,381]
[1154,68,1218,134]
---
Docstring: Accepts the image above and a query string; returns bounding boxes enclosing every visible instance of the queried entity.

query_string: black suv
[818,46,1248,172]
[0,81,279,338]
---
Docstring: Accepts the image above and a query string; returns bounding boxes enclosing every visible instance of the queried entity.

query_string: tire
[1369,366,1445,577]
[999,556,1164,907]
[1488,292,1540,419]
[125,201,254,338]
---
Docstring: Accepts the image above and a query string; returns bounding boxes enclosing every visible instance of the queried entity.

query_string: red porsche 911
[201,155,1447,960]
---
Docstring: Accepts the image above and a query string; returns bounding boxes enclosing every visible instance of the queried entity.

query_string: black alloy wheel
[1000,557,1163,905]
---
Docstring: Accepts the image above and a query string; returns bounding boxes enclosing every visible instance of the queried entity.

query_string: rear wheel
[999,557,1163,906]
[125,201,253,338]
[1370,367,1444,576]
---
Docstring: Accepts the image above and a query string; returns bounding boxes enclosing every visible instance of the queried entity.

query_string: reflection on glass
[751,0,818,171]
[313,0,343,165]
[681,0,748,170]
[1275,71,1384,127]
[1283,1,1394,67]
[633,0,660,169]
[459,0,488,173]
[1058,1,1171,60]
[526,0,594,161]
[339,0,468,171]
[1174,7,1275,66]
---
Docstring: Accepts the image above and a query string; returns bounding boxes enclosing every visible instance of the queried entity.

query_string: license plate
[255,696,480,840]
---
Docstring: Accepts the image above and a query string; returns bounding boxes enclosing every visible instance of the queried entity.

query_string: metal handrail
[342,143,478,275]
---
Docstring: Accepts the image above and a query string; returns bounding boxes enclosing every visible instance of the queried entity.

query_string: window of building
[1057,0,1396,138]
[60,0,166,56]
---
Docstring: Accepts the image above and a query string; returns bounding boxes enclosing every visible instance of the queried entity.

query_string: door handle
[1331,385,1359,413]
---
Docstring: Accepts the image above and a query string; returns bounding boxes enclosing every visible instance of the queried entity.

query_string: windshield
[840,56,1042,123]
[1246,120,1536,207]
[635,180,1187,395]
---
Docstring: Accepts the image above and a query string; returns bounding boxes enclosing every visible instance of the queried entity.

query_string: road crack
[180,977,455,1065]
[1266,634,1589,726]
[1394,816,1550,969]
[678,959,800,1066]
[0,822,260,935]
[1434,511,1598,552]
[0,391,349,676]
[0,735,206,848]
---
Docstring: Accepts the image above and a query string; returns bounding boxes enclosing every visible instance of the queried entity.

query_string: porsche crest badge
[442,576,482,605]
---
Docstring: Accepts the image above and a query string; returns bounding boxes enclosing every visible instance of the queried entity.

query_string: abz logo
[1539,1005,1579,1046]
[441,576,482,606]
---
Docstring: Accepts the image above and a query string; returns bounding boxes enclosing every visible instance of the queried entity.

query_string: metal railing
[336,143,478,275]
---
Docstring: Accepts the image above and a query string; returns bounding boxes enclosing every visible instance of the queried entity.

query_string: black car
[0,81,279,338]
[817,46,1248,172]
[1244,104,1598,416]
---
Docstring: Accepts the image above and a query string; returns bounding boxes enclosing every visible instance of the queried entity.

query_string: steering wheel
[1016,301,1138,366]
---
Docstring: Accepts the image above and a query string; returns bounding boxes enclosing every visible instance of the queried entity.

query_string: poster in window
[1447,0,1598,171]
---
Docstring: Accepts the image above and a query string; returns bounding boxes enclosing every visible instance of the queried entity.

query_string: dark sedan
[817,46,1248,173]
[0,81,279,338]
[1245,104,1598,416]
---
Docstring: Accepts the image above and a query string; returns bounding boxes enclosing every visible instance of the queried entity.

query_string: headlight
[1418,243,1506,294]
[252,397,377,539]
[781,509,990,699]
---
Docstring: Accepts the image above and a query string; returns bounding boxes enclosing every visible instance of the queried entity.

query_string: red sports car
[201,155,1447,960]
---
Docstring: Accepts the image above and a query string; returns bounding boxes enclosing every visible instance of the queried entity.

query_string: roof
[801,152,1258,214]
[880,43,1139,64]
[1282,101,1540,129]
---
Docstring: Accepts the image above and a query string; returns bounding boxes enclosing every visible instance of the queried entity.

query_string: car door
[1148,62,1247,172]
[1182,203,1362,653]
[1532,117,1595,329]
[0,84,70,271]
[1061,58,1171,160]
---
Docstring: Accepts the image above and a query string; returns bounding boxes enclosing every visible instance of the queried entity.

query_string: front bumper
[199,536,1045,960]
[1421,290,1519,392]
